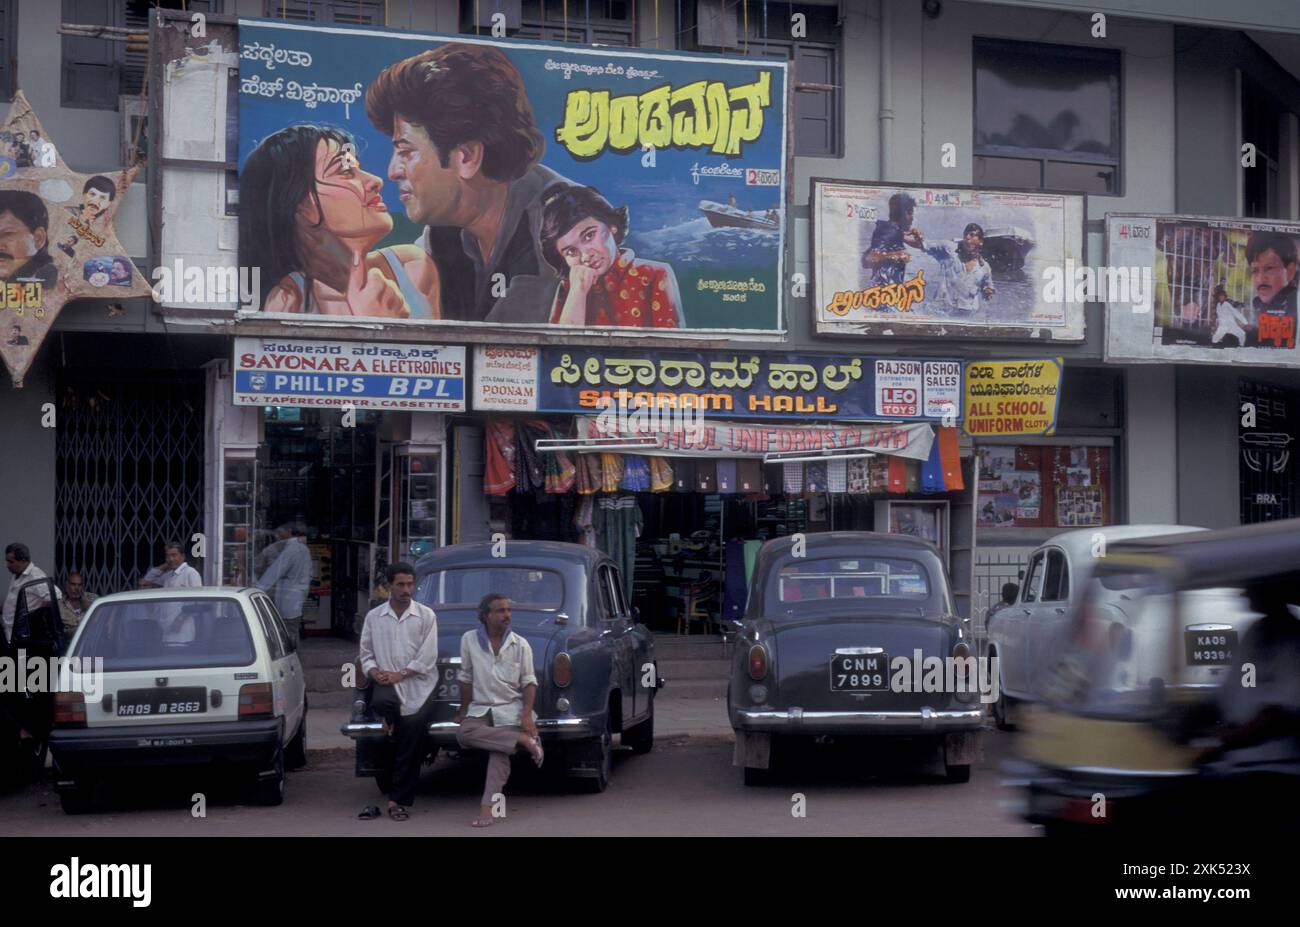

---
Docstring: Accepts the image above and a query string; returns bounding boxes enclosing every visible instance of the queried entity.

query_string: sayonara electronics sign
[238,19,786,333]
[963,359,1063,437]
[472,345,962,422]
[811,179,1086,341]
[233,338,466,411]
[1105,213,1300,368]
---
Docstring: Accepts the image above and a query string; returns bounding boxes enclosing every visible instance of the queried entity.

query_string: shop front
[466,346,976,634]
[208,338,465,637]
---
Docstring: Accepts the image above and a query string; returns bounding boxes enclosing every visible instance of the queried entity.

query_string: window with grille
[681,1,841,158]
[460,0,634,45]
[262,0,384,25]
[0,0,16,102]
[974,37,1122,196]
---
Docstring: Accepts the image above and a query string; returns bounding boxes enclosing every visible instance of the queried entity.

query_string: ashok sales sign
[233,338,466,411]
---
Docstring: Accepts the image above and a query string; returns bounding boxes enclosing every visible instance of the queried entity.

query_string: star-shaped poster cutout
[0,91,154,387]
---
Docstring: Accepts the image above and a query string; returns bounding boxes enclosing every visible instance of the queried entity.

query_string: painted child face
[555,216,619,275]
[305,138,392,242]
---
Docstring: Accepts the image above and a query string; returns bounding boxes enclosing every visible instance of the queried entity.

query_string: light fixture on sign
[535,436,664,453]
[763,449,879,464]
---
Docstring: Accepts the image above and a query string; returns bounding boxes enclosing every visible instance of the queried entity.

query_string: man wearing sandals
[358,562,439,821]
[454,593,544,827]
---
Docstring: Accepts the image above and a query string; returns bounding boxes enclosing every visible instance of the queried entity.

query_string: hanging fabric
[805,461,827,493]
[574,494,596,546]
[887,455,907,494]
[649,456,675,492]
[783,461,804,493]
[737,459,762,493]
[621,454,652,491]
[721,538,747,622]
[920,434,946,493]
[904,458,920,494]
[595,494,642,601]
[576,453,602,494]
[717,459,737,493]
[599,453,625,493]
[673,458,696,492]
[695,459,717,492]
[484,421,518,495]
[518,420,552,493]
[827,458,848,493]
[544,443,576,494]
[937,426,965,490]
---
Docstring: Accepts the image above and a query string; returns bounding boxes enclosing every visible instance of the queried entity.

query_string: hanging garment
[827,458,848,493]
[544,447,576,494]
[484,421,518,495]
[574,494,596,547]
[783,462,804,493]
[695,460,717,493]
[621,454,651,491]
[804,461,827,493]
[721,539,748,623]
[716,459,737,493]
[920,434,946,493]
[937,426,964,490]
[905,458,920,493]
[887,456,907,494]
[599,453,625,493]
[649,456,674,492]
[575,454,602,495]
[673,458,695,492]
[869,456,890,493]
[847,457,870,494]
[737,459,762,494]
[515,421,546,493]
[595,494,642,601]
[763,463,783,494]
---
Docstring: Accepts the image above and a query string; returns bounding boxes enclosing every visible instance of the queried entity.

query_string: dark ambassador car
[730,532,983,785]
[342,541,661,793]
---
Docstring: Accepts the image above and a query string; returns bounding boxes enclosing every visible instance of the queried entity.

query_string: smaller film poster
[977,446,1041,527]
[1056,486,1103,527]
[1106,214,1300,367]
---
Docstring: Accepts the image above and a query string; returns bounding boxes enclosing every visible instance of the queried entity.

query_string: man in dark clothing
[862,191,924,286]
[0,190,57,289]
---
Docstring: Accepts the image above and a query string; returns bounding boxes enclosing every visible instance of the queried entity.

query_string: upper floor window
[263,0,383,24]
[461,0,634,45]
[681,1,841,158]
[1242,73,1286,219]
[0,0,16,102]
[973,37,1122,195]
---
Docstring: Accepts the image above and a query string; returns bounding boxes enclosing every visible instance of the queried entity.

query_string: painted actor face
[387,116,474,226]
[82,186,112,220]
[962,229,983,253]
[0,210,45,277]
[556,216,619,276]
[303,139,392,242]
[1250,248,1297,305]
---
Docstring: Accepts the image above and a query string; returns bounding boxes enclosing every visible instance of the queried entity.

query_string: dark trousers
[371,686,434,807]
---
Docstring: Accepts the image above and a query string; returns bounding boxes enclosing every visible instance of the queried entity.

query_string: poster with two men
[237,18,787,333]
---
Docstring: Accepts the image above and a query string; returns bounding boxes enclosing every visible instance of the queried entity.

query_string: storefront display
[976,444,1112,528]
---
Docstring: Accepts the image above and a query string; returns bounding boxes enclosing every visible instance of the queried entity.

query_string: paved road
[0,727,1035,837]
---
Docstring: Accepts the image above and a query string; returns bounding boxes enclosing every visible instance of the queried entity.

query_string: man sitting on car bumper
[455,593,543,828]
[358,562,439,821]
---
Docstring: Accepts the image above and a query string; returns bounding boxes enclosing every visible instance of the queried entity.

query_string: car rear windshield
[776,558,933,603]
[418,567,564,611]
[73,599,256,671]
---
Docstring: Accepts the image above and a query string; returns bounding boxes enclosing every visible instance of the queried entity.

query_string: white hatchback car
[49,587,307,813]
[986,525,1207,728]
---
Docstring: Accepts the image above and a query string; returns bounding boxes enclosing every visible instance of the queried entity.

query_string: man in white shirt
[139,541,202,643]
[454,593,543,828]
[358,561,438,820]
[3,542,60,647]
[1210,285,1250,346]
[255,525,313,643]
[919,222,995,313]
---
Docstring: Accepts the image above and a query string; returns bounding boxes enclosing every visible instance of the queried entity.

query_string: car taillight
[952,640,974,699]
[53,692,86,728]
[238,683,274,719]
[952,641,972,660]
[552,652,572,688]
[748,645,767,681]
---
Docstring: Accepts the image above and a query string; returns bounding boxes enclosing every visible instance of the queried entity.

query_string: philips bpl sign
[233,338,466,411]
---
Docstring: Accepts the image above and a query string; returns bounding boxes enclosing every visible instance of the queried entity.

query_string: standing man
[454,594,543,828]
[255,524,312,643]
[862,192,924,287]
[365,43,571,324]
[358,562,438,821]
[918,222,995,313]
[1209,284,1251,346]
[3,542,58,649]
[139,541,202,590]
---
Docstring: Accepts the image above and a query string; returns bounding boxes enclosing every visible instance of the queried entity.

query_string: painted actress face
[555,216,620,276]
[301,138,392,244]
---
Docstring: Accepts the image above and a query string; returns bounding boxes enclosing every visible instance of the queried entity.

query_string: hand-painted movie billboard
[1106,214,1300,367]
[238,19,786,332]
[812,180,1086,340]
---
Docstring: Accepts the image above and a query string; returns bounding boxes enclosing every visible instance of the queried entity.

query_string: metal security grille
[1239,380,1297,524]
[54,372,205,595]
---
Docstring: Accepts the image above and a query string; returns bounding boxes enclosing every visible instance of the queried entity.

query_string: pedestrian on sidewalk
[358,562,438,821]
[454,593,543,828]
[255,524,312,643]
